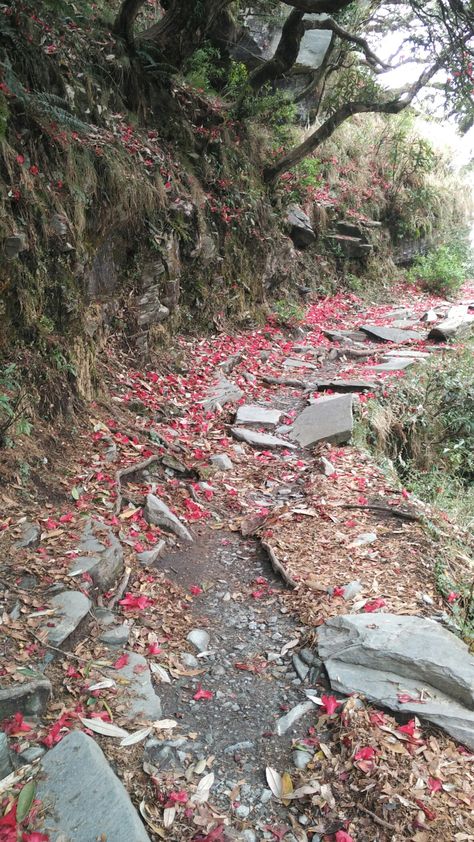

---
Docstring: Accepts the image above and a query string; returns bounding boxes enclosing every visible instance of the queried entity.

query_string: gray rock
[320,456,336,476]
[231,428,296,450]
[0,733,13,781]
[293,749,312,770]
[0,678,52,719]
[203,377,244,410]
[360,324,426,343]
[374,357,417,371]
[282,358,317,370]
[276,701,315,735]
[111,652,161,721]
[187,629,210,652]
[70,518,124,592]
[224,740,254,754]
[287,205,315,248]
[421,309,438,323]
[311,379,376,393]
[342,580,363,600]
[144,738,188,772]
[289,394,353,447]
[241,830,257,842]
[235,404,282,429]
[428,315,474,341]
[46,591,91,647]
[382,349,430,359]
[137,540,167,566]
[19,745,46,764]
[144,494,193,542]
[235,804,250,819]
[93,607,116,626]
[37,730,151,842]
[100,623,130,647]
[292,654,309,682]
[211,454,233,471]
[15,521,41,550]
[181,652,200,668]
[319,614,474,749]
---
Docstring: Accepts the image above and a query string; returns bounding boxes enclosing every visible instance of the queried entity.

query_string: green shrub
[407,235,473,296]
[272,300,305,327]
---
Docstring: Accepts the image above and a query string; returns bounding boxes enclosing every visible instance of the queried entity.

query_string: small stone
[320,456,336,476]
[349,532,377,548]
[137,540,166,566]
[99,623,130,647]
[241,830,257,842]
[231,428,296,450]
[342,581,363,601]
[181,652,200,668]
[235,804,250,819]
[260,789,273,804]
[144,494,193,542]
[203,376,243,411]
[289,394,353,447]
[299,814,309,826]
[293,749,312,770]
[422,594,434,606]
[93,607,116,626]
[70,518,124,592]
[235,404,282,429]
[276,701,315,735]
[15,522,41,550]
[110,652,161,721]
[374,357,416,371]
[19,746,46,764]
[0,733,13,781]
[224,741,254,755]
[211,454,233,471]
[187,629,210,652]
[45,591,91,647]
[292,654,309,681]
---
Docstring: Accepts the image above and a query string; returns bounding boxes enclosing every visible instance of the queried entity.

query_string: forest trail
[1,283,473,842]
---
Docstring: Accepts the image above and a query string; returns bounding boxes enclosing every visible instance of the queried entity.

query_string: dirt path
[1,284,473,842]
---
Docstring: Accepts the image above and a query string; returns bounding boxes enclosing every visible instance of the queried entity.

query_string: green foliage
[407,235,473,296]
[184,45,225,93]
[0,364,31,447]
[272,299,305,327]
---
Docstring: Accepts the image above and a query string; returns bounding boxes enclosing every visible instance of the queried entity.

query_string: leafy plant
[272,300,305,327]
[407,235,473,296]
[0,364,30,447]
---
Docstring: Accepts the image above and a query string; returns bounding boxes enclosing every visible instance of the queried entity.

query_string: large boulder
[37,731,151,842]
[318,614,474,749]
[287,205,316,248]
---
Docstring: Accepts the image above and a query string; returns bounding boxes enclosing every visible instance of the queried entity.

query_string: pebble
[292,653,309,681]
[224,741,254,755]
[276,701,315,735]
[180,652,199,668]
[211,454,233,471]
[99,623,130,647]
[19,745,46,763]
[187,629,210,652]
[241,831,257,842]
[422,594,434,606]
[293,749,312,770]
[260,789,273,804]
[235,804,250,819]
[342,580,363,601]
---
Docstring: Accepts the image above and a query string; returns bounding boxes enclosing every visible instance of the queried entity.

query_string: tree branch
[305,16,390,70]
[283,0,355,12]
[247,9,306,91]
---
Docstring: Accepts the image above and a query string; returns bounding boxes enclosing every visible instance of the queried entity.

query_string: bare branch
[304,16,390,69]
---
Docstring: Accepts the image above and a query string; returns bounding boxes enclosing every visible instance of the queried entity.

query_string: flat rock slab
[235,404,282,428]
[69,518,124,592]
[0,677,52,719]
[323,329,367,343]
[37,731,151,842]
[46,591,91,647]
[14,521,41,549]
[360,324,426,343]
[144,493,193,542]
[310,379,376,393]
[374,357,417,371]
[111,652,161,720]
[428,315,474,341]
[203,376,243,410]
[289,394,353,447]
[282,358,317,370]
[318,614,474,749]
[382,350,430,359]
[231,428,296,450]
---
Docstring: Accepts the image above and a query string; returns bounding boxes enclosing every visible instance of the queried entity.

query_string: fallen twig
[358,805,397,832]
[107,566,131,609]
[114,455,162,515]
[341,503,421,522]
[261,376,307,389]
[261,541,297,588]
[30,631,100,664]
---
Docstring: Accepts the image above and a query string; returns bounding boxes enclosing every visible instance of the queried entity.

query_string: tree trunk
[248,10,306,91]
[138,0,231,69]
[113,0,146,47]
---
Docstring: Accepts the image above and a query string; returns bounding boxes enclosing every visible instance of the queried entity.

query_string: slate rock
[360,324,425,343]
[292,653,309,681]
[112,652,161,720]
[144,493,193,542]
[187,628,210,652]
[282,358,317,370]
[382,349,430,359]
[320,456,336,476]
[19,746,46,764]
[287,205,316,248]
[231,428,296,450]
[318,614,474,749]
[0,733,13,781]
[14,522,41,550]
[311,378,376,393]
[70,518,124,591]
[137,540,167,566]
[203,376,243,410]
[235,404,282,429]
[428,315,474,341]
[0,677,52,719]
[46,591,91,647]
[100,623,130,647]
[374,357,417,371]
[211,454,233,471]
[37,730,151,842]
[289,394,353,447]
